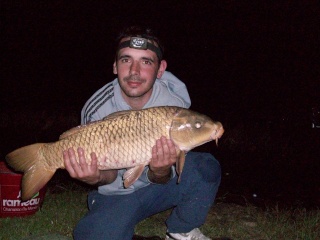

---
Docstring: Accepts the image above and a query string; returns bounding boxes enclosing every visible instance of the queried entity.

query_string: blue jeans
[73,152,221,240]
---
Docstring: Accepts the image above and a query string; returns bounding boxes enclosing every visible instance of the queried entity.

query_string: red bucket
[0,161,47,218]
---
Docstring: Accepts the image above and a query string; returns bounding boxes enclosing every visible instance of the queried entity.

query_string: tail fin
[5,143,56,201]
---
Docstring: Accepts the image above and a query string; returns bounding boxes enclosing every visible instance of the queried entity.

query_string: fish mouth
[210,125,224,145]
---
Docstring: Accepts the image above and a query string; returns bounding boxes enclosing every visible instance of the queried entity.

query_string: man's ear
[157,60,167,78]
[113,62,117,74]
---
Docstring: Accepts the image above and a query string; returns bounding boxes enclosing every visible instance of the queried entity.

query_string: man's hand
[148,136,178,184]
[63,147,117,185]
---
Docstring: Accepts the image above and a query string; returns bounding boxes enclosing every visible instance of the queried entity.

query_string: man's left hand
[148,136,177,183]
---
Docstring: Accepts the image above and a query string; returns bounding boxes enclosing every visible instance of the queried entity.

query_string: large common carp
[6,106,224,200]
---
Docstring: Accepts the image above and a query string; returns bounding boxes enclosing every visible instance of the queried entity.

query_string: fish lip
[210,126,224,146]
[210,126,224,140]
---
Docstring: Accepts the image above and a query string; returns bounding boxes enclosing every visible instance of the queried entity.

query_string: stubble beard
[120,75,153,98]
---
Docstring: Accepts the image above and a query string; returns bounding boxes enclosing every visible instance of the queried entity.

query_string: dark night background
[1,1,319,208]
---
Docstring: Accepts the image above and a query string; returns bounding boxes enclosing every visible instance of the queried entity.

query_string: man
[63,26,221,240]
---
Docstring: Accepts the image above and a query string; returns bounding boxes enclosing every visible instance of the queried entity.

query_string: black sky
[1,1,319,124]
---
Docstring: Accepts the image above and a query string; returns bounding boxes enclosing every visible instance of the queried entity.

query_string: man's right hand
[63,147,117,185]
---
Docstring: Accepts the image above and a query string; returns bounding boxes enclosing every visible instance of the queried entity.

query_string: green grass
[0,186,319,240]
[0,189,87,240]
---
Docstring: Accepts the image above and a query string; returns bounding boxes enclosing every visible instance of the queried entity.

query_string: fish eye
[195,122,202,129]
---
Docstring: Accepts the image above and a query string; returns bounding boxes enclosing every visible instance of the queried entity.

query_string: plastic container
[0,161,46,218]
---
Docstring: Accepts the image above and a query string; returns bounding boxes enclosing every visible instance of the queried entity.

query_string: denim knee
[186,152,221,183]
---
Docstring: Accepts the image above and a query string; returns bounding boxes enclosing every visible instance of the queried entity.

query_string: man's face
[113,38,166,104]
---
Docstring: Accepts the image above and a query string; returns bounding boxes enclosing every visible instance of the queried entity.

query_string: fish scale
[54,107,169,169]
[6,106,224,200]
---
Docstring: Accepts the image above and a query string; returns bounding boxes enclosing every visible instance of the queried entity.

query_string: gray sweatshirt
[81,71,191,195]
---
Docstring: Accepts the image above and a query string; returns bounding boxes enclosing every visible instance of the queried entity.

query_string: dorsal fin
[59,110,134,140]
[102,109,136,121]
[59,121,101,140]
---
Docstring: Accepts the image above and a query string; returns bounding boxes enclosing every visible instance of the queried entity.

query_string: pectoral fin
[175,151,186,183]
[123,164,145,188]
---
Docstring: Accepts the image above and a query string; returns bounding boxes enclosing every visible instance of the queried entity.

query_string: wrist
[96,170,118,186]
[147,167,172,184]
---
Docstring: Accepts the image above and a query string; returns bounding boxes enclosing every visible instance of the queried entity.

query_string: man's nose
[130,61,140,75]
